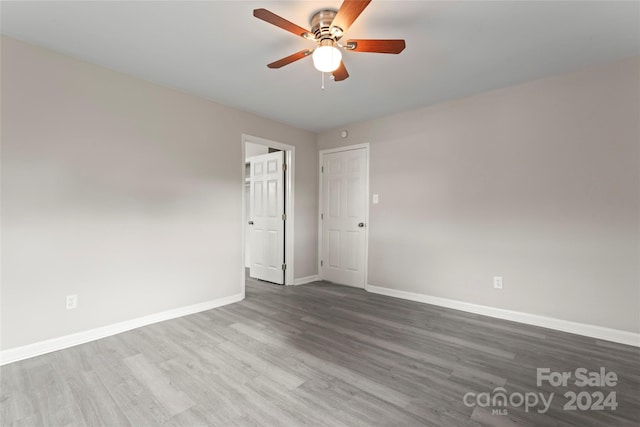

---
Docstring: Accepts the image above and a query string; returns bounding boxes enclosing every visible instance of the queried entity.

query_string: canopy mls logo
[462,367,619,416]
[463,387,553,415]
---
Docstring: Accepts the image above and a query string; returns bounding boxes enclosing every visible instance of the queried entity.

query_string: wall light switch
[66,294,78,310]
[373,194,379,204]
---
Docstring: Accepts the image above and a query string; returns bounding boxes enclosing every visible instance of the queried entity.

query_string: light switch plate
[66,294,78,310]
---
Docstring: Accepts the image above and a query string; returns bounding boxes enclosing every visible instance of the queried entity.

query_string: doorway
[318,144,370,288]
[242,135,295,294]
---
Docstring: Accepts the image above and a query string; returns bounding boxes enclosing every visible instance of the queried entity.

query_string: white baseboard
[293,275,319,286]
[0,293,244,366]
[365,284,640,347]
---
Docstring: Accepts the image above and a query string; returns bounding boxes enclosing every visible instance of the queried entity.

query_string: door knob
[358,222,365,228]
[248,221,254,225]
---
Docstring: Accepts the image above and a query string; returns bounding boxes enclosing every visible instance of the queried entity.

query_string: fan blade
[345,39,406,54]
[267,50,313,69]
[332,62,349,81]
[254,9,315,40]
[331,0,372,35]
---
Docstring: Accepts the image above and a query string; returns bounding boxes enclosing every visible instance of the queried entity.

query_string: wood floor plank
[63,370,131,426]
[123,354,195,417]
[88,352,170,425]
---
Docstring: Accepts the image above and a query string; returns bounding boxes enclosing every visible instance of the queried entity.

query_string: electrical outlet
[493,276,503,289]
[66,294,78,310]
[373,194,379,204]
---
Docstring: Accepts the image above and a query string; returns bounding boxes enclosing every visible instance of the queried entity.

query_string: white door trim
[242,134,295,293]
[318,143,370,287]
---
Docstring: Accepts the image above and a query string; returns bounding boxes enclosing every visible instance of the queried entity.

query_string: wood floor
[2,278,639,426]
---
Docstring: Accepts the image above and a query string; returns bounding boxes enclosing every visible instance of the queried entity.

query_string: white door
[321,147,368,288]
[249,151,285,284]
[244,183,251,268]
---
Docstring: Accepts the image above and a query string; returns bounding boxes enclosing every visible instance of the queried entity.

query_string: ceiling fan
[253,0,406,82]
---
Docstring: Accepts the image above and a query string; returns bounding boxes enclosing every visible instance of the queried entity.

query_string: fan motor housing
[310,9,342,41]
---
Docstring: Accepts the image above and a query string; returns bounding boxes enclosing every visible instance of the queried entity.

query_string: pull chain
[321,72,325,90]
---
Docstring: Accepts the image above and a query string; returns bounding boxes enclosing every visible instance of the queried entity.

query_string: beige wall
[318,57,640,333]
[0,37,318,350]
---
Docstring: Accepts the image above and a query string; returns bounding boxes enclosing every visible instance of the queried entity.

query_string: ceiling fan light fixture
[312,45,342,73]
[254,1,405,82]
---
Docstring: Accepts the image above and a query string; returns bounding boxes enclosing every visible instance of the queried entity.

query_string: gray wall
[1,37,318,350]
[318,57,640,333]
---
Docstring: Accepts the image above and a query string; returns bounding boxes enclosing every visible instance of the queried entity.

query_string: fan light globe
[312,46,342,73]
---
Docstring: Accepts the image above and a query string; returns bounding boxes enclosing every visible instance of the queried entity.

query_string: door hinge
[321,166,324,173]
[321,213,323,220]
[320,260,323,267]
[282,263,287,271]
[283,164,287,172]
[282,213,286,221]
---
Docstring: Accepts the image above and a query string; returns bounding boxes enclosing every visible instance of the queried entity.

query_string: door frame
[242,134,295,293]
[318,143,370,288]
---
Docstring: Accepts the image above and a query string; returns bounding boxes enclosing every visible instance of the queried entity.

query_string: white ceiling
[2,1,639,132]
